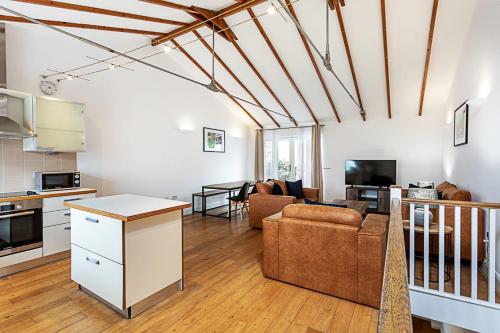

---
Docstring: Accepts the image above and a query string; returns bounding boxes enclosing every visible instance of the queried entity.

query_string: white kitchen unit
[65,194,190,318]
[23,95,86,152]
[0,189,97,277]
[42,190,96,257]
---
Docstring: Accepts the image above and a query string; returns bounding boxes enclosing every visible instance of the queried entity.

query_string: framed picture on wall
[454,102,469,147]
[203,127,225,153]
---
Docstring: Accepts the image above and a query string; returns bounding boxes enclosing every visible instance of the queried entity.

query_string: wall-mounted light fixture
[178,122,195,134]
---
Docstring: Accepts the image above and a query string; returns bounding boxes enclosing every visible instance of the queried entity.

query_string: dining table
[201,180,255,221]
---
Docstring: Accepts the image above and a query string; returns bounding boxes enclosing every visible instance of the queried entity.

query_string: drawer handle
[85,257,100,265]
[64,226,71,230]
[64,198,82,202]
[64,212,71,217]
[85,217,99,223]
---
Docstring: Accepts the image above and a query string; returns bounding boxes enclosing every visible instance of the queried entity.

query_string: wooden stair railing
[378,198,413,333]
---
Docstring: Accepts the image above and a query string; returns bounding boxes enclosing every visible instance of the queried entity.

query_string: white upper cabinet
[24,96,86,152]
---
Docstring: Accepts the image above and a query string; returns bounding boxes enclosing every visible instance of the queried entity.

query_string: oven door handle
[0,211,35,219]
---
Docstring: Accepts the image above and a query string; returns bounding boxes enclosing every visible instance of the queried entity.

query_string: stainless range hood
[0,93,34,138]
[0,23,34,139]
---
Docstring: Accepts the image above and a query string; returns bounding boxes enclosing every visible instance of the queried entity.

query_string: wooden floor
[0,213,381,333]
[412,257,500,304]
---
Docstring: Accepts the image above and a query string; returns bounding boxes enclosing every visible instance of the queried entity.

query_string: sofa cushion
[256,181,273,195]
[273,179,288,196]
[443,188,472,201]
[282,204,362,227]
[272,183,283,195]
[286,180,305,199]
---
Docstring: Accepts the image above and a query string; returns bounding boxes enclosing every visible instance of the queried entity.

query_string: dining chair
[228,182,250,221]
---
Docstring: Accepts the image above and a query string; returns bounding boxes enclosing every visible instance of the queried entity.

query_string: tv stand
[345,186,390,214]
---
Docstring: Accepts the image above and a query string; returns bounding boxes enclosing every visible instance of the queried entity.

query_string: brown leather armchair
[249,187,319,229]
[402,181,485,262]
[263,204,388,308]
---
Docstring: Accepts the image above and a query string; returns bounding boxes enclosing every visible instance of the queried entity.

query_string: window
[263,127,312,187]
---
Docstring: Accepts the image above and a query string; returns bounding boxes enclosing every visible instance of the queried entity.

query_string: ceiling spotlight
[267,5,277,15]
[109,64,115,70]
[164,45,172,53]
[67,75,73,80]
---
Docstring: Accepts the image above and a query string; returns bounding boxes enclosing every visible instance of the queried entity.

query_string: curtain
[263,127,312,187]
[311,124,323,201]
[254,129,264,181]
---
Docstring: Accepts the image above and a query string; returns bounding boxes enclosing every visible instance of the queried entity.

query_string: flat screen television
[345,160,396,187]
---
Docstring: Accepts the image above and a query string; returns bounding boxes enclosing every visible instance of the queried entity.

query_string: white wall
[441,1,500,277]
[5,24,253,204]
[322,116,445,200]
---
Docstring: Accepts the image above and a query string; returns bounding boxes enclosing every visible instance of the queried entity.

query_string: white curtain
[263,127,312,187]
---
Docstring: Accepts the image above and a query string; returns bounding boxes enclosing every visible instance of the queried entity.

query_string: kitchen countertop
[64,194,191,222]
[0,188,97,203]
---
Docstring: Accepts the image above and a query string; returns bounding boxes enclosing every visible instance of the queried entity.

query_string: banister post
[390,185,402,201]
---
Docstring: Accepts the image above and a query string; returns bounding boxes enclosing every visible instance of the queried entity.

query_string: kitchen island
[64,194,190,318]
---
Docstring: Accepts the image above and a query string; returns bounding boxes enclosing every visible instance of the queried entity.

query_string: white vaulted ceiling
[0,0,478,127]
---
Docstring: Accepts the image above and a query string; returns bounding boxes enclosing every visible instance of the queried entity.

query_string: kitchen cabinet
[23,96,86,152]
[42,192,95,257]
[66,194,190,318]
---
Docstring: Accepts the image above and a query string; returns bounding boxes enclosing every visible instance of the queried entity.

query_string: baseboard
[0,250,70,277]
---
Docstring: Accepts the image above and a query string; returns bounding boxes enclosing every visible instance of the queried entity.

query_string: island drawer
[44,193,95,212]
[71,209,123,264]
[71,245,123,309]
[43,209,72,227]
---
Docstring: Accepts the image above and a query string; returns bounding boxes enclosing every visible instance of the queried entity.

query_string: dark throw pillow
[286,179,305,199]
[410,183,433,189]
[272,183,283,195]
[304,198,348,208]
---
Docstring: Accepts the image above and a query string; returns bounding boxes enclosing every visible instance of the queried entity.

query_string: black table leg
[192,194,195,215]
[228,189,232,221]
[202,187,206,216]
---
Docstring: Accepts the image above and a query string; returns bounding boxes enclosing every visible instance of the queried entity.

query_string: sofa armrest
[262,213,281,279]
[303,187,320,201]
[357,214,388,308]
[249,194,295,229]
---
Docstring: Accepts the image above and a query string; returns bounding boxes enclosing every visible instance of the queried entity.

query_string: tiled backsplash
[0,138,77,192]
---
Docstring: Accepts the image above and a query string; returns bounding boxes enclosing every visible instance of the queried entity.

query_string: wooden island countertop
[64,194,191,222]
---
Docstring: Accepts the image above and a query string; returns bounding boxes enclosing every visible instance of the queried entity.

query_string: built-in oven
[0,199,43,257]
[34,171,80,192]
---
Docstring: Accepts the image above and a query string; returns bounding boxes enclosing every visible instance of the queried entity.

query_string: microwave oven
[34,171,81,192]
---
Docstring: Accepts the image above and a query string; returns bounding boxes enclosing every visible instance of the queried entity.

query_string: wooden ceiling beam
[418,0,439,116]
[151,0,267,46]
[171,39,263,129]
[12,0,187,26]
[138,0,197,14]
[380,0,392,119]
[192,30,280,127]
[189,7,237,42]
[0,15,167,36]
[332,0,365,121]
[248,8,319,125]
[285,0,341,123]
[230,39,298,126]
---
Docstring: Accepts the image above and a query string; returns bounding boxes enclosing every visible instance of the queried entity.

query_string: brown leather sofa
[249,180,319,229]
[402,181,485,262]
[263,204,388,308]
